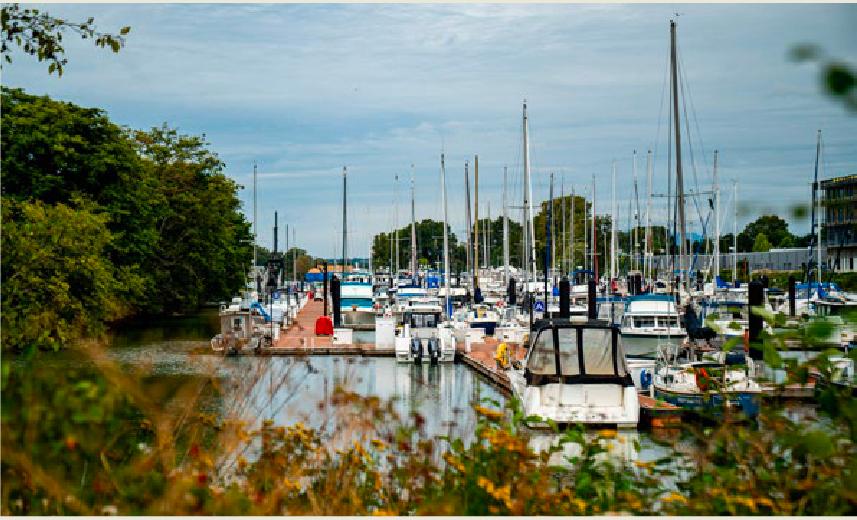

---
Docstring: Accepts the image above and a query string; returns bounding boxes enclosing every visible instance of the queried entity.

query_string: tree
[1,4,130,76]
[1,199,127,351]
[753,232,772,252]
[737,215,795,252]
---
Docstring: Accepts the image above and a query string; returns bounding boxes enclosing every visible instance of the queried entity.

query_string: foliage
[791,44,857,112]
[752,232,772,252]
[738,215,794,252]
[1,88,253,349]
[371,219,465,273]
[1,199,134,352]
[1,3,130,76]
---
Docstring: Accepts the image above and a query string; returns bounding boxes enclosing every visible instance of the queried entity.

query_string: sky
[4,3,856,259]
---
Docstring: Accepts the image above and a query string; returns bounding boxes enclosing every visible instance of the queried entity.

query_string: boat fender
[640,369,652,390]
[695,367,711,392]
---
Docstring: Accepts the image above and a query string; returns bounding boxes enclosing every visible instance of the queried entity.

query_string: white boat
[210,298,275,355]
[340,271,376,328]
[394,299,456,364]
[507,319,639,428]
[495,306,529,344]
[620,294,686,357]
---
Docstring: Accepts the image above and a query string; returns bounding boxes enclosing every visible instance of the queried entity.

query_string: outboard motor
[410,337,423,364]
[427,338,441,364]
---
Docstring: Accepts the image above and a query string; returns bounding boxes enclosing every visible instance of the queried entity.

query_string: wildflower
[371,439,387,451]
[662,492,687,505]
[64,436,78,451]
[474,405,504,421]
[597,429,617,439]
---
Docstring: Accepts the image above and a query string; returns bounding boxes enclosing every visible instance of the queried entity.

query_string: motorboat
[620,294,687,358]
[394,298,456,363]
[211,296,276,355]
[340,271,376,328]
[507,319,639,428]
[652,343,763,418]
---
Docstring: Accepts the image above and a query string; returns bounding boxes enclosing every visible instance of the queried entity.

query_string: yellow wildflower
[474,405,504,421]
[597,429,617,439]
[662,492,687,505]
[371,439,387,451]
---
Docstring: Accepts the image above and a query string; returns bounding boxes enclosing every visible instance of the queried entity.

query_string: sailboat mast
[561,178,566,274]
[546,172,554,300]
[713,150,720,279]
[611,160,617,282]
[571,186,576,272]
[733,180,738,284]
[474,155,480,281]
[522,100,537,282]
[670,19,688,294]
[486,201,491,269]
[342,166,348,273]
[253,161,258,271]
[464,161,472,283]
[809,129,822,288]
[441,153,450,318]
[394,174,399,278]
[632,150,639,272]
[503,165,509,285]
[592,174,598,281]
[645,150,653,282]
[410,164,417,277]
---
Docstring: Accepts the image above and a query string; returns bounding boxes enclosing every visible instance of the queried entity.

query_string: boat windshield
[526,326,626,380]
[408,312,440,328]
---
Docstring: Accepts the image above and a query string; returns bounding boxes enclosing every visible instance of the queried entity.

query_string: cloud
[3,3,856,256]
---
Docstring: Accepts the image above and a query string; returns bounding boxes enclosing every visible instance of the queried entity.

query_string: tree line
[1,87,253,351]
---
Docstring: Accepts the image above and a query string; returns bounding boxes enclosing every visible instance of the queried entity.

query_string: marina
[3,2,856,516]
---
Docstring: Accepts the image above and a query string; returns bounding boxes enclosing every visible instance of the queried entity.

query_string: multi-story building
[821,173,857,273]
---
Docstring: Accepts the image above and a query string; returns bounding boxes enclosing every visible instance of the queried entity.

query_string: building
[821,173,857,273]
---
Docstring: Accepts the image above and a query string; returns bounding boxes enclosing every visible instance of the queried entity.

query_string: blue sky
[4,3,856,258]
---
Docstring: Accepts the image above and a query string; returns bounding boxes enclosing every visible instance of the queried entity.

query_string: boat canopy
[524,320,633,386]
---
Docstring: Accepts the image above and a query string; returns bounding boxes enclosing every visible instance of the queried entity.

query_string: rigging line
[677,52,701,206]
[652,43,671,205]
[678,48,712,180]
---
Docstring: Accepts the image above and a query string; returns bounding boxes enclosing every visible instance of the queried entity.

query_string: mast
[486,200,491,269]
[474,154,480,280]
[292,228,297,285]
[410,164,417,277]
[713,150,720,279]
[342,166,348,274]
[441,153,450,318]
[253,161,258,271]
[464,160,472,284]
[570,186,575,272]
[522,100,537,283]
[611,160,617,282]
[645,150,653,282]
[503,165,510,285]
[561,177,566,274]
[809,129,822,291]
[632,150,639,272]
[546,172,554,300]
[670,19,688,294]
[286,223,289,281]
[394,174,399,278]
[732,180,737,284]
[592,174,598,281]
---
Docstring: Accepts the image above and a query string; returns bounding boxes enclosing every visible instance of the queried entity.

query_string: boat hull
[654,386,761,418]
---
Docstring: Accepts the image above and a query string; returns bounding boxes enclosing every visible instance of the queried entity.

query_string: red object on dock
[314,316,333,336]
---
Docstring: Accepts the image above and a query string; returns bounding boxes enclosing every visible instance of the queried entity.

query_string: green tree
[1,4,129,76]
[737,215,795,252]
[753,232,772,252]
[1,199,129,351]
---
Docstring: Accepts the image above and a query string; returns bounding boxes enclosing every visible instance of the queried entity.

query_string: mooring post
[332,275,341,328]
[559,277,570,319]
[587,279,596,320]
[788,275,796,317]
[748,280,763,360]
[323,261,329,317]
